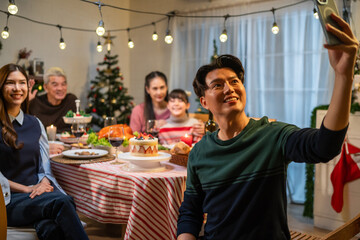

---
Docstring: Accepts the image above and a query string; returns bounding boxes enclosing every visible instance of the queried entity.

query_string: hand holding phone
[313,0,342,45]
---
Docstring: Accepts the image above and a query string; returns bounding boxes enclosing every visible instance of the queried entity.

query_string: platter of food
[118,152,171,170]
[62,149,108,159]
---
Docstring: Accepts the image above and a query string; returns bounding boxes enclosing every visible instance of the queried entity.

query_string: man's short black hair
[193,54,245,98]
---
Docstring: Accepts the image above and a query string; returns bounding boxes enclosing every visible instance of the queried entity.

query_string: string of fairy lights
[1,0,321,52]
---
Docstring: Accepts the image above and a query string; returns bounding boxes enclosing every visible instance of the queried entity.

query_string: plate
[63,116,92,124]
[62,149,108,159]
[59,136,87,144]
[48,141,64,145]
[118,152,171,169]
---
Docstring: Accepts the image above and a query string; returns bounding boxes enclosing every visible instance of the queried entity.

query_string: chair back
[322,212,360,240]
[0,186,7,240]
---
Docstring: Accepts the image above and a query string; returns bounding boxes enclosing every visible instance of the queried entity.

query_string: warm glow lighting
[165,30,173,44]
[96,20,105,36]
[1,26,9,39]
[107,42,111,52]
[219,29,228,42]
[272,23,279,34]
[313,8,319,19]
[59,38,66,50]
[96,41,103,52]
[128,39,134,48]
[8,3,18,15]
[152,32,158,41]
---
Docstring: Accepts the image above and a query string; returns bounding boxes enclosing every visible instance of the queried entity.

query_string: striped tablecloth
[51,160,187,240]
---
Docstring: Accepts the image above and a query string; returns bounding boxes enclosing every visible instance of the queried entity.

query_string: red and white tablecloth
[51,160,187,240]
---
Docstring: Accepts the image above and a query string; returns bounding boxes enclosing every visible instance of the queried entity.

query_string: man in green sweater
[177,14,359,240]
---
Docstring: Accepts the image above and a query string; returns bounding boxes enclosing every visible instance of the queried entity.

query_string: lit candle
[46,125,57,141]
[180,134,193,147]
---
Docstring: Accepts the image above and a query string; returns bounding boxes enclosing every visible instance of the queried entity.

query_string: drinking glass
[108,126,125,164]
[71,122,86,145]
[104,117,117,127]
[146,120,160,138]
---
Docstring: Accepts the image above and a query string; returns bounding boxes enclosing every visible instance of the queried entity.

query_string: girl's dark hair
[0,63,29,149]
[169,89,189,103]
[144,71,168,122]
[193,54,245,98]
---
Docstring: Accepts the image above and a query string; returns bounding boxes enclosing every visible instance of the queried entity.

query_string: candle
[180,134,193,147]
[46,125,57,141]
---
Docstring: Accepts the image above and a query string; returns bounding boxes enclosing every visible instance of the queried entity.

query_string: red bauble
[96,68,99,71]
[116,67,120,70]
[94,94,97,98]
[92,108,97,113]
[119,86,123,91]
[104,57,107,61]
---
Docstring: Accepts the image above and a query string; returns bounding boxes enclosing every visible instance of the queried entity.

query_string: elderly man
[29,67,77,133]
[177,14,358,240]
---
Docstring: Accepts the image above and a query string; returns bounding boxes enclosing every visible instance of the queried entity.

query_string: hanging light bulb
[219,29,228,43]
[128,39,134,48]
[57,25,66,50]
[59,38,66,50]
[1,26,9,39]
[96,20,105,36]
[104,32,113,52]
[165,30,173,44]
[152,22,158,41]
[313,8,319,19]
[127,28,135,48]
[96,41,103,52]
[219,15,229,43]
[1,14,10,39]
[8,0,18,15]
[271,8,279,35]
[164,15,174,44]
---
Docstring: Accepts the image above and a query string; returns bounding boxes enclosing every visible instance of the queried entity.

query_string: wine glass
[146,120,160,138]
[71,122,86,145]
[108,126,126,164]
[104,116,117,127]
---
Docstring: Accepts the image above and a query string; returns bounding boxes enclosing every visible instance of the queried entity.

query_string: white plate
[118,152,171,169]
[62,149,108,159]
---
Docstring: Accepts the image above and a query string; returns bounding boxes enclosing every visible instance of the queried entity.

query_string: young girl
[159,89,204,145]
[0,64,88,240]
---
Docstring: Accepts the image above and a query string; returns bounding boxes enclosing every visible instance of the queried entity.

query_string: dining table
[50,155,187,240]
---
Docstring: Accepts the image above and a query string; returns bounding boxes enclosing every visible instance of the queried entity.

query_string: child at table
[159,89,204,145]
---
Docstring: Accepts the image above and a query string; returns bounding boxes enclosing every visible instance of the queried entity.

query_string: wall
[0,0,130,109]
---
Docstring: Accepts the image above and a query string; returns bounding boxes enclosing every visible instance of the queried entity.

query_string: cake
[129,134,158,157]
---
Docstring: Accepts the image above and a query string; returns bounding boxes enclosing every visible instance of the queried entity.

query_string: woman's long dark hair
[0,64,29,149]
[144,71,168,123]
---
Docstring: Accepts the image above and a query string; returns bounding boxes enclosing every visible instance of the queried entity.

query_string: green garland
[303,90,360,218]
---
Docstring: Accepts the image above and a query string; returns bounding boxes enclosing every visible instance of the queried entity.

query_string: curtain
[169,1,334,203]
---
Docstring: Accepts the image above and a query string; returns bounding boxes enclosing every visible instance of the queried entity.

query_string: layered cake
[129,134,158,157]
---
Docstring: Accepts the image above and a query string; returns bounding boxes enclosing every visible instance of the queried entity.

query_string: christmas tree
[86,52,134,129]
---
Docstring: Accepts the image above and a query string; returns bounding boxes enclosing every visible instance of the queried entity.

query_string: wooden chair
[291,212,360,240]
[0,185,7,240]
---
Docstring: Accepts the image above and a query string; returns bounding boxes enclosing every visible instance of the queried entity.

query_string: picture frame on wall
[33,58,44,76]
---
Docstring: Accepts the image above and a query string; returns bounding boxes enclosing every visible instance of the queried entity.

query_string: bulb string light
[8,0,18,15]
[57,25,66,50]
[164,14,174,44]
[151,22,158,41]
[271,8,279,35]
[0,0,314,46]
[1,13,10,39]
[219,14,229,43]
[96,0,105,36]
[127,28,134,48]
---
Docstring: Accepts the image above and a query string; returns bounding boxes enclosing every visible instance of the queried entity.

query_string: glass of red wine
[146,120,160,138]
[108,126,125,164]
[71,122,86,145]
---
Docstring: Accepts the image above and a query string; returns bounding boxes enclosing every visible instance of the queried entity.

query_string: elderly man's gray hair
[44,67,67,84]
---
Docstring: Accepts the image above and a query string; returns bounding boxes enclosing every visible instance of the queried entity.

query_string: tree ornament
[96,68,99,72]
[102,115,107,119]
[119,86,123,91]
[88,103,93,107]
[100,98,105,103]
[111,98,116,104]
[92,108,97,113]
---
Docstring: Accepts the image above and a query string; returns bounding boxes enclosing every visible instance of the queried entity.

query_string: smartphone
[313,0,342,45]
